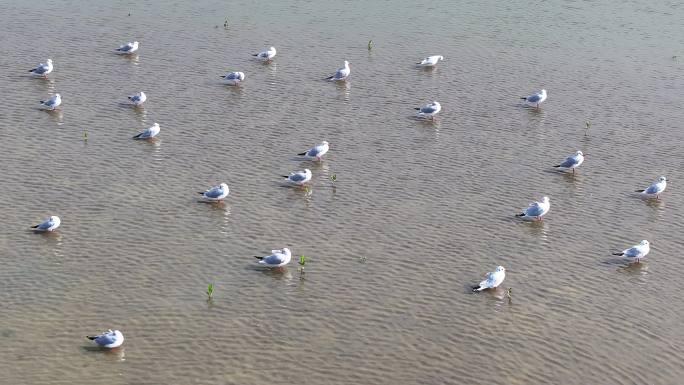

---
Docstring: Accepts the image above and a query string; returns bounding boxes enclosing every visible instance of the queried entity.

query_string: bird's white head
[344,60,350,67]
[541,89,547,95]
[133,41,139,46]
[304,168,312,176]
[269,46,276,53]
[542,196,550,203]
[46,59,53,64]
[321,140,329,146]
[640,240,649,246]
[439,56,444,61]
[50,215,60,222]
[658,176,667,183]
[281,248,291,256]
[220,183,229,190]
[576,150,584,156]
[54,93,61,98]
[495,266,505,273]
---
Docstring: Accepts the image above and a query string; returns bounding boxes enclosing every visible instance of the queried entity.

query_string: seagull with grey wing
[554,151,585,174]
[636,176,667,199]
[472,266,506,292]
[127,91,146,106]
[29,58,53,77]
[40,93,61,110]
[521,89,547,108]
[415,101,441,120]
[253,46,276,61]
[516,196,550,221]
[298,141,329,161]
[255,248,292,267]
[31,215,61,232]
[115,41,139,54]
[613,240,650,263]
[87,329,124,348]
[282,169,312,185]
[221,71,245,86]
[132,122,160,139]
[198,183,229,201]
[325,60,350,81]
[417,55,444,67]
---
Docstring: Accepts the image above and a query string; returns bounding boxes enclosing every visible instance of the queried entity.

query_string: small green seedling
[359,256,367,263]
[299,255,306,266]
[506,288,512,299]
[330,174,337,182]
[223,19,229,28]
[83,130,88,141]
[368,40,373,50]
[206,283,214,300]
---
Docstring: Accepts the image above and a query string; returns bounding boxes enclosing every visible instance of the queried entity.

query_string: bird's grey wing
[525,202,544,216]
[262,253,285,265]
[558,156,578,168]
[204,186,223,198]
[644,184,660,194]
[420,105,437,113]
[289,173,306,182]
[527,94,542,103]
[95,333,116,345]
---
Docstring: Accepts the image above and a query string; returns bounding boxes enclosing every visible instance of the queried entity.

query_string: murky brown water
[1,0,684,384]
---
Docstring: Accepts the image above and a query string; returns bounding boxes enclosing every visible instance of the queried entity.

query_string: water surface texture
[1,1,683,384]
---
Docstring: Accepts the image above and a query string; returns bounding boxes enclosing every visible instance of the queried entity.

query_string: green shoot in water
[368,40,373,50]
[206,283,214,300]
[330,174,337,182]
[299,255,306,266]
[506,288,512,299]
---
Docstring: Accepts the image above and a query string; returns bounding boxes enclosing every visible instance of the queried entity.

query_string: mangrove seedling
[299,255,306,266]
[206,283,214,300]
[368,40,373,50]
[506,288,512,299]
[330,174,337,182]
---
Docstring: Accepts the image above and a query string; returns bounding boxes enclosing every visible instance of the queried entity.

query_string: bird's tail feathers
[132,133,142,139]
[515,213,525,217]
[471,285,484,292]
[87,335,97,340]
[520,97,527,100]
[635,189,645,193]
[553,165,561,168]
[31,224,39,228]
[281,175,290,178]
[612,252,624,256]
[197,192,205,195]
[254,256,264,260]
[252,53,258,56]
[414,107,421,110]
[297,152,307,156]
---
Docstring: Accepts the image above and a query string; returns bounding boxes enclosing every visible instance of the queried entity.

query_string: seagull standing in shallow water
[253,46,276,61]
[87,329,124,348]
[127,91,146,106]
[221,71,245,85]
[472,266,506,292]
[417,55,444,67]
[415,101,441,120]
[636,176,667,199]
[31,216,61,232]
[613,240,650,263]
[132,122,160,139]
[198,183,230,201]
[325,61,350,81]
[29,59,53,77]
[255,248,292,268]
[283,169,312,185]
[40,94,61,110]
[115,41,139,54]
[516,196,550,221]
[554,151,585,174]
[298,141,329,161]
[521,89,547,108]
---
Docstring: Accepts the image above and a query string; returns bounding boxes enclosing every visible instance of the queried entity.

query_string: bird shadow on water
[247,265,293,281]
[81,346,126,361]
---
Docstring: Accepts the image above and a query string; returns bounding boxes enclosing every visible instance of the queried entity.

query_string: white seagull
[521,89,547,108]
[417,55,444,67]
[298,141,329,161]
[132,122,160,139]
[325,60,350,81]
[127,91,146,106]
[254,248,292,268]
[282,169,312,185]
[516,196,550,221]
[221,71,245,86]
[636,176,667,199]
[40,94,61,110]
[198,183,230,201]
[29,59,53,77]
[253,46,276,61]
[415,101,441,119]
[87,329,124,348]
[115,41,139,54]
[472,266,506,292]
[31,215,61,232]
[613,240,650,263]
[554,151,585,174]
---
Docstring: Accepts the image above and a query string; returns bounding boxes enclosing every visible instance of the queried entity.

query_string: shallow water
[1,1,683,384]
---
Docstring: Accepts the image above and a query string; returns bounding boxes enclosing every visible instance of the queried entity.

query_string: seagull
[282,169,312,185]
[472,266,506,292]
[29,59,53,77]
[636,176,667,199]
[298,141,329,161]
[521,89,547,108]
[198,183,230,201]
[87,329,124,348]
[40,94,61,110]
[325,60,350,81]
[132,122,160,139]
[254,248,292,268]
[31,215,61,232]
[415,101,441,120]
[127,91,146,106]
[613,240,650,263]
[115,41,139,54]
[253,46,276,61]
[417,55,444,67]
[221,71,245,86]
[554,151,585,174]
[516,196,550,221]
